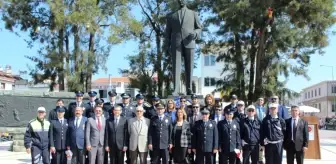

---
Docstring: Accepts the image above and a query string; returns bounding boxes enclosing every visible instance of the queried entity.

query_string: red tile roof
[93,77,130,84]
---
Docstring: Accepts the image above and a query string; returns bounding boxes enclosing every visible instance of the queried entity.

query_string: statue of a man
[165,0,202,95]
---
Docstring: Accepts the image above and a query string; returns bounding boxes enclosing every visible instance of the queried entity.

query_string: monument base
[167,94,204,99]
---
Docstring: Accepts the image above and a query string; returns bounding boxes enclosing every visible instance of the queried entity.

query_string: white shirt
[75,116,82,127]
[291,117,299,140]
[77,101,82,107]
[214,114,223,124]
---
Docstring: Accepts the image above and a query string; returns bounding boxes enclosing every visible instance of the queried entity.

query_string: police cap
[231,94,238,99]
[191,94,198,99]
[56,106,65,113]
[88,91,97,97]
[75,91,84,97]
[108,91,117,97]
[201,109,210,114]
[152,95,160,101]
[225,108,235,115]
[95,98,104,104]
[155,103,165,109]
[121,93,131,99]
[136,93,144,99]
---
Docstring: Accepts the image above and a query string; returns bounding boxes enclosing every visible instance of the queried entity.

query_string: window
[204,77,216,86]
[318,103,321,110]
[332,104,335,112]
[315,89,317,96]
[332,86,336,93]
[319,88,321,96]
[0,83,4,89]
[204,55,216,66]
[117,82,121,87]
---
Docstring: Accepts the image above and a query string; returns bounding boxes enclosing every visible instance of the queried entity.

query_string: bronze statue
[165,0,202,95]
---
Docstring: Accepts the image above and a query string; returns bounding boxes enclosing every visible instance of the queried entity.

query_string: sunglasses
[248,110,255,112]
[201,113,209,115]
[192,106,199,108]
[180,100,186,102]
[136,110,143,113]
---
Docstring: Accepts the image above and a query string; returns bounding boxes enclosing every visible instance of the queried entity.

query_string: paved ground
[0,130,336,163]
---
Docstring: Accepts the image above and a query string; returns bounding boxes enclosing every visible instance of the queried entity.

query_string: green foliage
[2,0,141,92]
[199,0,336,103]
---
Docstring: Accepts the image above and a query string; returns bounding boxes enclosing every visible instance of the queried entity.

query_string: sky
[0,20,335,93]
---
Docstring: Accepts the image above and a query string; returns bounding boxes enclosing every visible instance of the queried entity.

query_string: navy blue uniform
[85,102,96,118]
[103,102,116,118]
[148,115,173,164]
[261,115,286,164]
[49,119,69,164]
[191,120,218,164]
[241,118,262,164]
[218,119,241,164]
[24,118,51,164]
[118,103,136,119]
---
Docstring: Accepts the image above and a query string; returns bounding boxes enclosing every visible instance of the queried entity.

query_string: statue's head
[177,0,186,7]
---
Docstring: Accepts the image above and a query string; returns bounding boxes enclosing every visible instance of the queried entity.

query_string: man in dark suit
[148,103,173,164]
[67,106,88,164]
[145,95,160,120]
[224,95,238,113]
[218,108,241,164]
[67,91,86,119]
[284,105,308,164]
[49,99,65,121]
[165,0,202,95]
[191,109,218,164]
[49,106,68,164]
[105,105,129,164]
[103,91,117,119]
[85,91,98,118]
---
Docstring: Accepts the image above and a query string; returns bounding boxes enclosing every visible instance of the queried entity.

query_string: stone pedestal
[1,127,26,152]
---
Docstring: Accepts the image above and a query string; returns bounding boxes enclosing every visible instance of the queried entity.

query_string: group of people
[23,91,309,164]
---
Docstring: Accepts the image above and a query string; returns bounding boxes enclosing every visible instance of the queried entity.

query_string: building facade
[199,54,225,96]
[298,81,336,118]
[92,77,131,94]
[0,67,18,90]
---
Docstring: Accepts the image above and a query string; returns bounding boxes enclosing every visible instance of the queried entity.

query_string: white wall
[0,80,14,90]
[200,54,225,96]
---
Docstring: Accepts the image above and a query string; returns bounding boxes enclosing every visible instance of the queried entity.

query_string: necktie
[60,120,63,125]
[194,114,197,122]
[216,115,219,122]
[75,117,79,128]
[137,119,141,129]
[160,116,162,121]
[97,117,102,130]
[293,119,297,141]
[91,103,94,108]
[115,118,118,126]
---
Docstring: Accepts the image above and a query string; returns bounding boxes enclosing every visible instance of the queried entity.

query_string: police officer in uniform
[50,106,68,164]
[261,103,286,164]
[24,107,51,164]
[135,93,152,114]
[85,91,98,118]
[118,93,136,119]
[67,91,86,119]
[218,108,241,164]
[191,109,218,164]
[145,95,160,119]
[241,105,261,164]
[103,91,117,118]
[148,103,173,164]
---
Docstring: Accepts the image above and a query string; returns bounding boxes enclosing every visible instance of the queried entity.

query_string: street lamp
[320,65,335,116]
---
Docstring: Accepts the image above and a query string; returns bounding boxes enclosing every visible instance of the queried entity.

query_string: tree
[2,0,142,92]
[199,0,335,103]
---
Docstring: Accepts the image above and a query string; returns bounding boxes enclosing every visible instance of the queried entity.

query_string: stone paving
[0,130,335,164]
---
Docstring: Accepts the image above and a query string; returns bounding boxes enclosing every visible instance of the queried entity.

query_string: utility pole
[321,65,335,116]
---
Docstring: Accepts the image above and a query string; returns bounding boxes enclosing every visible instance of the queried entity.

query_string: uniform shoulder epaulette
[143,102,152,107]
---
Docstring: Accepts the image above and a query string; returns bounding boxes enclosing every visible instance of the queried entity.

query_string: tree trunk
[73,25,80,73]
[87,32,95,91]
[156,34,163,97]
[255,27,267,99]
[234,33,245,101]
[65,34,70,91]
[248,29,257,104]
[58,28,65,91]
